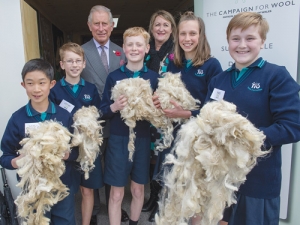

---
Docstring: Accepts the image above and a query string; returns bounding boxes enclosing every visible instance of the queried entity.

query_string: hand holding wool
[163,100,192,119]
[62,151,70,160]
[152,93,161,109]
[111,95,127,113]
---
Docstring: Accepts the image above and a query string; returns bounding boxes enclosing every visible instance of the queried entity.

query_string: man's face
[88,11,114,45]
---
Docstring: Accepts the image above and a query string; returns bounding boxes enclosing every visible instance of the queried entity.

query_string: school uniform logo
[195,69,205,77]
[248,82,262,91]
[83,94,92,101]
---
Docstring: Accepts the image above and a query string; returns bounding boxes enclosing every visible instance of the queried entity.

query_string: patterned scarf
[146,37,173,72]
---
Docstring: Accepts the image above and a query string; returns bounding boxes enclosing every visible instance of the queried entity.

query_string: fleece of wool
[15,121,72,225]
[155,100,268,225]
[71,106,103,179]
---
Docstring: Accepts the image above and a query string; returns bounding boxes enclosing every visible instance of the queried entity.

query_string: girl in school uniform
[152,11,223,225]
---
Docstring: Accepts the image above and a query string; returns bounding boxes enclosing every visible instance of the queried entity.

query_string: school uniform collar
[120,64,148,78]
[60,77,85,87]
[228,57,266,88]
[183,59,193,68]
[227,57,266,72]
[26,100,56,117]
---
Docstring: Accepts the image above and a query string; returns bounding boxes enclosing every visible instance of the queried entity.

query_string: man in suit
[81,5,128,225]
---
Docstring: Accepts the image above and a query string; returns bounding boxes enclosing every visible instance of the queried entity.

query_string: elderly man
[81,5,127,225]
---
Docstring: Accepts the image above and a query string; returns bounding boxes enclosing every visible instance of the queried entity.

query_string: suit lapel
[109,42,122,73]
[85,39,108,82]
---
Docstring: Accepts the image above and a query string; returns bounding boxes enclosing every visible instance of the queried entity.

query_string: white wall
[194,0,300,224]
[279,25,300,224]
[0,0,28,198]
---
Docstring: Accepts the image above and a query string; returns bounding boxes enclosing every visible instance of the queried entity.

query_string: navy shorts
[104,134,151,187]
[80,154,104,189]
[45,184,76,224]
[223,192,280,225]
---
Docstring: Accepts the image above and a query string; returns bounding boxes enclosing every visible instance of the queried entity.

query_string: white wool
[111,73,200,160]
[153,72,200,151]
[155,100,269,225]
[15,120,71,225]
[111,77,162,160]
[71,106,103,179]
[156,72,200,122]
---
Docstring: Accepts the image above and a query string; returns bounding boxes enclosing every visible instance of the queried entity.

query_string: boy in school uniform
[49,42,104,225]
[0,58,79,224]
[100,27,159,225]
[205,12,300,225]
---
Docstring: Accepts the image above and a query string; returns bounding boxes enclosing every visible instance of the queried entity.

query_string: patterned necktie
[100,46,109,73]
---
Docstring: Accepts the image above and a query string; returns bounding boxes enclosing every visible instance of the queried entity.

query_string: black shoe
[121,209,129,222]
[142,195,157,212]
[148,203,158,222]
[90,215,97,225]
[142,180,161,212]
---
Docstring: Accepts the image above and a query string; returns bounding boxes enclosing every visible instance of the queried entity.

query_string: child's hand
[11,154,25,169]
[63,151,70,160]
[152,93,161,109]
[111,95,127,113]
[163,100,191,119]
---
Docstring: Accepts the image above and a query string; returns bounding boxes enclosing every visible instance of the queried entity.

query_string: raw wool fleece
[71,106,103,179]
[15,120,71,225]
[154,72,200,150]
[155,100,269,225]
[111,73,199,160]
[156,72,200,122]
[111,77,161,160]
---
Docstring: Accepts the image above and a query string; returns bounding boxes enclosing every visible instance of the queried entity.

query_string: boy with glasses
[49,42,104,225]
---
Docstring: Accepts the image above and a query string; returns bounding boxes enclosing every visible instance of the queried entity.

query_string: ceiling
[24,0,194,37]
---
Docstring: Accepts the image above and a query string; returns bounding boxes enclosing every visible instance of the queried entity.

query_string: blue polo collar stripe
[120,64,148,78]
[26,100,56,117]
[228,58,265,89]
[61,77,85,97]
[61,77,85,87]
[227,57,265,72]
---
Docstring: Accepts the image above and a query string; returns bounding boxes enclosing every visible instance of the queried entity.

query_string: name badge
[59,99,75,113]
[210,88,225,101]
[25,123,40,135]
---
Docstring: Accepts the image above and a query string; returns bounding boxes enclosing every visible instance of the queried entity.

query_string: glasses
[64,59,83,65]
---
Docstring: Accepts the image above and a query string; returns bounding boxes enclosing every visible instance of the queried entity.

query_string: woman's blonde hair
[173,11,211,67]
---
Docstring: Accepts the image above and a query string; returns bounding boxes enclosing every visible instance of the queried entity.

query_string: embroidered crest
[195,69,205,77]
[83,94,92,101]
[248,82,262,91]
